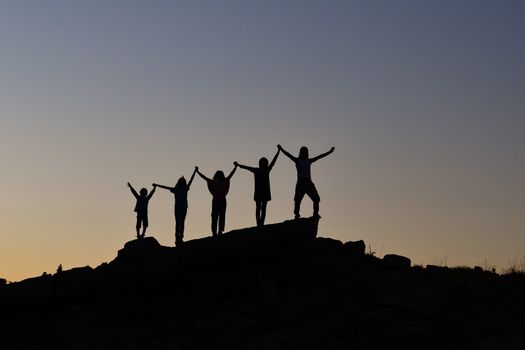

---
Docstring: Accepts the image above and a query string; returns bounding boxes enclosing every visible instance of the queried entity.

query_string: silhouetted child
[196,164,237,236]
[278,145,334,218]
[127,182,156,239]
[234,147,280,227]
[153,169,197,246]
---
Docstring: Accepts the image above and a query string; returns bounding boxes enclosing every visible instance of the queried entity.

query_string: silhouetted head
[175,176,187,189]
[213,171,226,182]
[259,157,269,169]
[140,188,148,197]
[299,146,309,159]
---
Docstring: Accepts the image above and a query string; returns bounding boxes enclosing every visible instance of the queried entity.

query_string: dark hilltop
[1,218,524,350]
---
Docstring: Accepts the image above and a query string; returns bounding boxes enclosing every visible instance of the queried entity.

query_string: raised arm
[195,167,211,182]
[226,164,238,180]
[187,168,197,189]
[268,148,280,171]
[311,147,335,163]
[233,161,256,173]
[147,185,156,199]
[127,182,139,198]
[278,144,296,162]
[152,183,173,191]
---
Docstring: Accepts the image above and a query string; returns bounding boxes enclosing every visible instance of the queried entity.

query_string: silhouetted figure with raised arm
[127,182,156,239]
[153,168,197,246]
[235,147,280,227]
[196,164,237,236]
[278,145,335,219]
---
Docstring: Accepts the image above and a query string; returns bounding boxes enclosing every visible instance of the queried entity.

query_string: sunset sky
[1,1,524,281]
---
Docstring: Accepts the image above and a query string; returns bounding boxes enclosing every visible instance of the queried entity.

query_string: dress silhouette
[235,147,280,227]
[153,168,197,246]
[196,165,237,236]
[278,145,334,218]
[127,183,156,238]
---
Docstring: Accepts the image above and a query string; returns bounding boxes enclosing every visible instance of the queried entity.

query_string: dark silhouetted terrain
[1,218,524,350]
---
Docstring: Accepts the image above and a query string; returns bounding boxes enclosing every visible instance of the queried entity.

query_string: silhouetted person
[153,169,197,246]
[278,145,334,218]
[127,182,156,239]
[234,147,280,227]
[196,164,237,236]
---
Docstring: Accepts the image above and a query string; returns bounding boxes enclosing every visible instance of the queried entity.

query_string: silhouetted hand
[195,166,199,171]
[277,144,282,150]
[127,182,131,187]
[234,161,238,166]
[152,184,157,188]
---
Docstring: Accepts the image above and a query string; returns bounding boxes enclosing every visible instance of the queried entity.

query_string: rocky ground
[1,218,524,350]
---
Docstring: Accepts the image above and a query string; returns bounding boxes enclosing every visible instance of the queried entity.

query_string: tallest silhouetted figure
[278,145,334,218]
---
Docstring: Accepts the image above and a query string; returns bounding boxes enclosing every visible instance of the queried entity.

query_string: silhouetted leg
[173,209,178,245]
[141,215,148,238]
[313,201,320,217]
[211,198,219,236]
[294,194,304,219]
[180,219,185,238]
[211,213,218,237]
[218,199,226,234]
[136,215,141,238]
[305,181,321,218]
[175,208,187,245]
[294,181,306,219]
[255,201,262,227]
[260,201,267,226]
[177,222,185,241]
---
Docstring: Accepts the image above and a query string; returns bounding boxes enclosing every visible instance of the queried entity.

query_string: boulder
[343,240,366,255]
[383,254,411,269]
[309,237,343,253]
[116,236,166,261]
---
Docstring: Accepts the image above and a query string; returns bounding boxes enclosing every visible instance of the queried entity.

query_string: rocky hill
[1,218,524,350]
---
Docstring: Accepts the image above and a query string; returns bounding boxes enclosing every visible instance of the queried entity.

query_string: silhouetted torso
[171,186,189,209]
[253,168,271,201]
[134,196,151,214]
[295,158,312,179]
[207,179,230,198]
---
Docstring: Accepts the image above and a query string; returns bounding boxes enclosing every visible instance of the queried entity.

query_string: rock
[383,254,411,269]
[343,240,365,255]
[309,237,343,253]
[177,217,319,267]
[116,236,165,261]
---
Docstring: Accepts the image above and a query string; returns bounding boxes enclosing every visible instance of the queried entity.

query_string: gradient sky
[1,1,524,281]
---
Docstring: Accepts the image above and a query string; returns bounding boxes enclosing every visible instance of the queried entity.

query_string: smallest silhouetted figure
[127,182,156,239]
[196,164,237,236]
[278,145,334,218]
[153,168,197,246]
[235,147,280,227]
